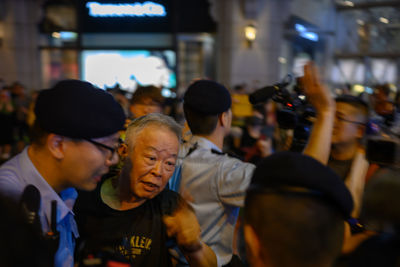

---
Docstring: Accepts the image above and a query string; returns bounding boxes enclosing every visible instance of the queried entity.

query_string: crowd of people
[0,62,399,267]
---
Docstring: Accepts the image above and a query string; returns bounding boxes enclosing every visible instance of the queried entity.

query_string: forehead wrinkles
[133,127,178,152]
[146,147,177,158]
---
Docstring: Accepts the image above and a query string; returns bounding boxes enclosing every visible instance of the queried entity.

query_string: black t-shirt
[328,157,353,181]
[74,179,181,267]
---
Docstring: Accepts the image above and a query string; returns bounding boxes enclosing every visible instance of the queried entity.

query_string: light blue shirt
[0,147,79,267]
[171,136,255,266]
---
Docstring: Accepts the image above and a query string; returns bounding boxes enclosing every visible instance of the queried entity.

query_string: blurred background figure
[337,168,400,267]
[129,85,164,119]
[0,86,14,162]
[231,83,253,128]
[106,83,131,117]
[229,103,274,164]
[10,82,30,153]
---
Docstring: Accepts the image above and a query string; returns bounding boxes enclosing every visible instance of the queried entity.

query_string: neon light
[295,23,319,42]
[295,23,306,32]
[60,31,78,40]
[300,32,319,42]
[86,1,167,17]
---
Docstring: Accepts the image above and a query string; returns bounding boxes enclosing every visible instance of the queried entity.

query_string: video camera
[366,120,400,168]
[249,74,315,151]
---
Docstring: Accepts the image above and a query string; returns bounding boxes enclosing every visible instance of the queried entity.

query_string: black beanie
[35,79,126,139]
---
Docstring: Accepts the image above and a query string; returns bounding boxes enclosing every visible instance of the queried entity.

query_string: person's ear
[356,124,366,139]
[46,134,66,160]
[118,143,129,158]
[244,224,263,266]
[220,111,230,128]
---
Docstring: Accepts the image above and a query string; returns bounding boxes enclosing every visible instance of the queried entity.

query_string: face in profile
[130,99,163,118]
[332,102,365,145]
[127,125,179,201]
[61,133,121,191]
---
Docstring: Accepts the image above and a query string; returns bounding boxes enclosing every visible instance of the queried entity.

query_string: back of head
[183,80,232,135]
[361,168,400,232]
[31,79,126,144]
[245,152,353,267]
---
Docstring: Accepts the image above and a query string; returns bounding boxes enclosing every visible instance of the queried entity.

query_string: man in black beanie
[244,152,353,267]
[170,62,337,266]
[0,79,126,267]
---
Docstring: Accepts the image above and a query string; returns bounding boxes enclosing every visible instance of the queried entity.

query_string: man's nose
[106,151,119,166]
[151,161,163,177]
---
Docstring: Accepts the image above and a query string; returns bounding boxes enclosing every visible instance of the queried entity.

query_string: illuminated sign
[295,23,319,42]
[86,1,167,17]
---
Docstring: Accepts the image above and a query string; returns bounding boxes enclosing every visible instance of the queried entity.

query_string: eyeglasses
[84,138,123,160]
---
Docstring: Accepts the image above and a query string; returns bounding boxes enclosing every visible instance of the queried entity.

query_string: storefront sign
[86,1,166,17]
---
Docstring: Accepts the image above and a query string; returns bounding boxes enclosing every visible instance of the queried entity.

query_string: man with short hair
[0,79,126,267]
[171,63,337,266]
[129,85,164,118]
[74,113,216,267]
[244,152,353,267]
[328,95,370,216]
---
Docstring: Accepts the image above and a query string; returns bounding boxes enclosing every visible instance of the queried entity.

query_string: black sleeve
[159,189,183,216]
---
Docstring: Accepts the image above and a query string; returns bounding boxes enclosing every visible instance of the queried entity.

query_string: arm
[163,200,217,267]
[301,62,336,164]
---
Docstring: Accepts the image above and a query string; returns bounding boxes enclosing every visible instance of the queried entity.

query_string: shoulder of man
[0,156,26,201]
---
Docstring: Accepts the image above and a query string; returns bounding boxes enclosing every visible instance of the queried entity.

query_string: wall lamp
[245,23,257,48]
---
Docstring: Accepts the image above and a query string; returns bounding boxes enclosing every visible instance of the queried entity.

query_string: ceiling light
[379,17,389,24]
[356,19,364,25]
[343,1,354,7]
[52,32,61,38]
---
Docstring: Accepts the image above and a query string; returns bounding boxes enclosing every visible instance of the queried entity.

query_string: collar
[20,147,77,226]
[188,136,222,153]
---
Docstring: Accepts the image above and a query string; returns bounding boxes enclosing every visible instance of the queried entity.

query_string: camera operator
[229,104,274,164]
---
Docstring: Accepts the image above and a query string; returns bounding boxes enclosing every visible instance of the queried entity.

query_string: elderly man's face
[127,125,179,200]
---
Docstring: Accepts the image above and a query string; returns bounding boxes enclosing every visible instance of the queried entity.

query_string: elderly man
[0,80,126,267]
[244,152,353,267]
[74,113,216,267]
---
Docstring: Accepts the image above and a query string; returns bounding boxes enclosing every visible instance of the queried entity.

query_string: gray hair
[125,113,182,150]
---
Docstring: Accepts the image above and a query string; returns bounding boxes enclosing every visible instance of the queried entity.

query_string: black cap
[35,79,126,139]
[248,152,354,218]
[183,80,232,115]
